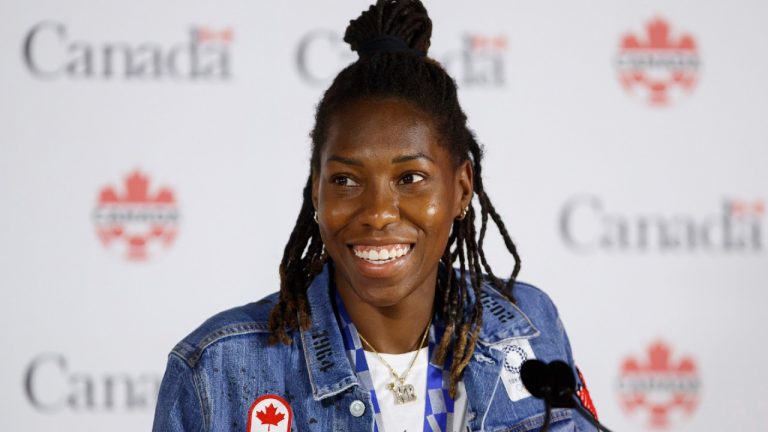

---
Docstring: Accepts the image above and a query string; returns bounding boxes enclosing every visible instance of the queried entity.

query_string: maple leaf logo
[615,16,700,106]
[255,403,285,431]
[617,341,700,429]
[98,170,175,204]
[93,169,179,261]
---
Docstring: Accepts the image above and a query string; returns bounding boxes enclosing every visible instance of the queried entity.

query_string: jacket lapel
[299,265,359,401]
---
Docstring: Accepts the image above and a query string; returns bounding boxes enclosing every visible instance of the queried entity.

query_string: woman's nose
[359,181,399,230]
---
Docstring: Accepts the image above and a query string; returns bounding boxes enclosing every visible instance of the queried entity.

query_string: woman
[153,1,596,431]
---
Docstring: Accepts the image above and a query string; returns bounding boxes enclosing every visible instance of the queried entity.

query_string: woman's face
[312,97,472,308]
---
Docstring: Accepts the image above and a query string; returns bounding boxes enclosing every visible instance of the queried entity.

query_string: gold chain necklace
[357,317,432,405]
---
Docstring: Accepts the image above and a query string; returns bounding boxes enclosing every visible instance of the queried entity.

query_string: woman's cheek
[319,196,356,229]
[403,198,443,228]
[424,201,438,217]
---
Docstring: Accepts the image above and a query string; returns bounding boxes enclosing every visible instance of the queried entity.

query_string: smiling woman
[152,1,596,432]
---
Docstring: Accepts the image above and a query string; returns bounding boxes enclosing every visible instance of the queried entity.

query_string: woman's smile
[349,242,414,278]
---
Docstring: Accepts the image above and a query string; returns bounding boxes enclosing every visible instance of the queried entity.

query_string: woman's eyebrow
[327,152,434,166]
[392,152,434,164]
[327,155,363,166]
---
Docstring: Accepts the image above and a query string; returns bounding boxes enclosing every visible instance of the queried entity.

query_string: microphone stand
[541,389,614,432]
[539,380,612,432]
[566,391,613,432]
[541,397,552,431]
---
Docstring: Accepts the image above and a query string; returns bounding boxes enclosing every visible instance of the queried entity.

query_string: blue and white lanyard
[334,290,455,432]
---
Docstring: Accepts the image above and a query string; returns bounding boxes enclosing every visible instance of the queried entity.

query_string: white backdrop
[1,1,766,431]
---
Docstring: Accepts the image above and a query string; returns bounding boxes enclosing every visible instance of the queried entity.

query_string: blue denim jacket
[153,265,596,431]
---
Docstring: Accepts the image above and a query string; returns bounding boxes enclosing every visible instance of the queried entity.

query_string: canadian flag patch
[576,367,598,420]
[246,394,293,432]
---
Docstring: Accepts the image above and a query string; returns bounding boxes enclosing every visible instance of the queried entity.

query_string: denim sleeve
[152,354,205,432]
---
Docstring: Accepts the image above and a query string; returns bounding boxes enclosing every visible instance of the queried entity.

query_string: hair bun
[344,0,432,57]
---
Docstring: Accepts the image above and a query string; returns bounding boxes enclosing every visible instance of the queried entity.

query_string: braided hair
[268,0,521,397]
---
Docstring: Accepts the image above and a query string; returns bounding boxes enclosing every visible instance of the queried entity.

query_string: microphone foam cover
[520,359,550,399]
[549,360,577,408]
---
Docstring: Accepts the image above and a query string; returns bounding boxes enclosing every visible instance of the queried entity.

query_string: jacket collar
[299,263,539,400]
[473,280,540,345]
[299,265,359,401]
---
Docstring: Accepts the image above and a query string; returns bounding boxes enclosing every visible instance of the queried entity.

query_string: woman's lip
[347,240,415,246]
[348,243,413,279]
[350,243,412,260]
[349,243,412,251]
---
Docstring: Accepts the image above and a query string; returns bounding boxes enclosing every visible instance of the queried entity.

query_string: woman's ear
[456,159,474,216]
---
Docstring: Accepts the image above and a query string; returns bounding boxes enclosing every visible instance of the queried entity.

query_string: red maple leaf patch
[255,403,285,431]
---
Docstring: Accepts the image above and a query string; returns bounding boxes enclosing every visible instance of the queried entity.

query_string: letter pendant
[389,382,417,404]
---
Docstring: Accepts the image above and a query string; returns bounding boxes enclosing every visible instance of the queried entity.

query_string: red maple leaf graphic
[94,169,178,261]
[617,16,698,106]
[256,403,285,431]
[621,17,696,51]
[98,170,175,205]
[619,341,699,429]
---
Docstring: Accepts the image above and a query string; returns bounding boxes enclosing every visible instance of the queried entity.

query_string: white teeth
[353,245,411,262]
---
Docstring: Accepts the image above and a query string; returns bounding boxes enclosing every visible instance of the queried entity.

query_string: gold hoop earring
[313,211,319,223]
[457,205,469,221]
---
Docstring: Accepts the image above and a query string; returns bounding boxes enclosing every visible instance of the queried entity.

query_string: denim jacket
[153,265,596,431]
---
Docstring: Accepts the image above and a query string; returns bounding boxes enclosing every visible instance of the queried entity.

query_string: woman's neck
[335,276,436,354]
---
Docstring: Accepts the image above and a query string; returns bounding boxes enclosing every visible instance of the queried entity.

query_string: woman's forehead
[323,98,445,162]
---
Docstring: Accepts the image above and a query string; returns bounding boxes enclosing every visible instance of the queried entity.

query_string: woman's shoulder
[169,291,281,368]
[510,280,562,316]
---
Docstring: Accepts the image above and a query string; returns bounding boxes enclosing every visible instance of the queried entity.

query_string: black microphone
[520,359,614,432]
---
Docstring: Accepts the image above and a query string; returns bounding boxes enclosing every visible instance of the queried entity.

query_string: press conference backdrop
[1,0,765,430]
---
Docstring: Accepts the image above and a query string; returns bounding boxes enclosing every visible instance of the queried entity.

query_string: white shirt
[364,348,468,432]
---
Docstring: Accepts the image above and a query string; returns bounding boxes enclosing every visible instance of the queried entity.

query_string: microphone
[520,360,614,432]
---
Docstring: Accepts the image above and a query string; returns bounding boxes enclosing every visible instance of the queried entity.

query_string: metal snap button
[349,399,366,417]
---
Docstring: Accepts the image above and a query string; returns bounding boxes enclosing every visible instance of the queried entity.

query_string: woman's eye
[399,173,426,185]
[333,176,360,187]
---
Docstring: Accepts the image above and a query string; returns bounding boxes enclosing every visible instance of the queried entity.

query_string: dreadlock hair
[268,0,522,398]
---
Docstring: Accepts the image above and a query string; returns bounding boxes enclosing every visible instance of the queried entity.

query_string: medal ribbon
[334,290,454,432]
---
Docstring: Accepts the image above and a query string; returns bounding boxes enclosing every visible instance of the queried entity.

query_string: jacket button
[349,400,366,417]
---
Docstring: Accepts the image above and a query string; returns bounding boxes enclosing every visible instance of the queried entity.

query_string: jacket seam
[480,349,503,431]
[174,322,270,368]
[191,362,211,432]
[167,352,208,432]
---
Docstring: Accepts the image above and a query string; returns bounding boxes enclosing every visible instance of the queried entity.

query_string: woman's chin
[348,284,415,309]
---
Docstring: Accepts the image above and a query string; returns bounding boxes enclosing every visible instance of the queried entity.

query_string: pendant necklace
[357,317,432,405]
